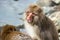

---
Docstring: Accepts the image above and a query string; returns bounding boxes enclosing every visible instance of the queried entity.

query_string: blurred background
[0,0,60,40]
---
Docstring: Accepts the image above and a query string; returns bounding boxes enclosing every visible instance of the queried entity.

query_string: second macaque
[24,4,59,40]
[1,25,33,40]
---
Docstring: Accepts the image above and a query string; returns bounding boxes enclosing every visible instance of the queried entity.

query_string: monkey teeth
[28,20,31,22]
[27,19,32,22]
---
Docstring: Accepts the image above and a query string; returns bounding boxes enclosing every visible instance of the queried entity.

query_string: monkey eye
[26,11,30,16]
[26,11,31,13]
[32,13,38,16]
[26,11,29,13]
[32,13,35,14]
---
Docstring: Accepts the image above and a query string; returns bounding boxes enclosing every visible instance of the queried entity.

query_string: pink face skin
[26,13,33,22]
[26,12,35,22]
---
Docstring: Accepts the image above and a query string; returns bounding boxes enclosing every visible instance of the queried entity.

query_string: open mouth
[26,13,33,23]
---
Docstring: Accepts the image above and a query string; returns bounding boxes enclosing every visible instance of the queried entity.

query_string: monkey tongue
[27,13,33,22]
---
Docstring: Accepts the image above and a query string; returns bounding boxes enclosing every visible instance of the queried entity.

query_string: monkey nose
[27,13,33,19]
[27,13,33,22]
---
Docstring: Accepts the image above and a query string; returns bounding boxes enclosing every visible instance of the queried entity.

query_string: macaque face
[25,5,42,23]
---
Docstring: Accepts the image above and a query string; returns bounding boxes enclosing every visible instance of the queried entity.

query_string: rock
[36,0,52,6]
[36,0,60,7]
[48,11,60,30]
[52,0,60,3]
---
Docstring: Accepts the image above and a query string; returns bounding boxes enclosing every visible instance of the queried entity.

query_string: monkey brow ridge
[29,5,39,10]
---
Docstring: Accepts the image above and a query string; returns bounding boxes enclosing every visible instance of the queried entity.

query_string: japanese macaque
[1,25,33,40]
[24,4,59,40]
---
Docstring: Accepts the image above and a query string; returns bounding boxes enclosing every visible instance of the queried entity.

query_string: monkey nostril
[32,13,35,14]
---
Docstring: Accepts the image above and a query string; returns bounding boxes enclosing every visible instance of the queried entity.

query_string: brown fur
[1,25,33,40]
[24,4,59,40]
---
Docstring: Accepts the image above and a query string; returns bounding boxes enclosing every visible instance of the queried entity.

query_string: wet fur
[24,4,59,40]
